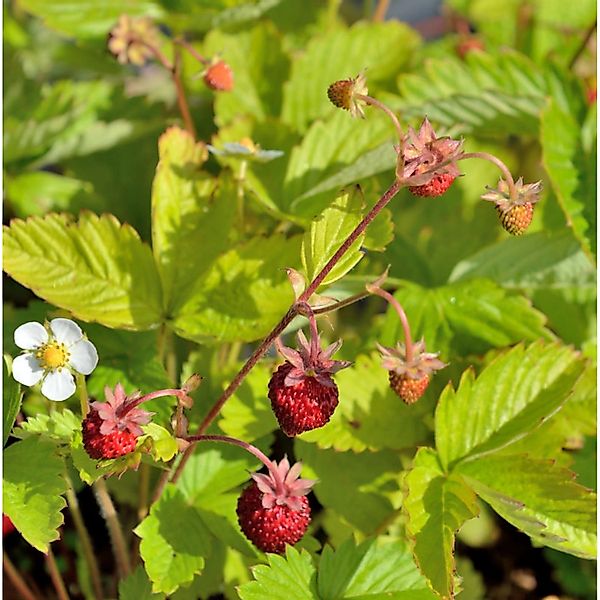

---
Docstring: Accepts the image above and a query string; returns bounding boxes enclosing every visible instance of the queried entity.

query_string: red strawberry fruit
[82,384,152,460]
[203,59,234,92]
[268,330,351,436]
[236,457,314,553]
[408,172,456,197]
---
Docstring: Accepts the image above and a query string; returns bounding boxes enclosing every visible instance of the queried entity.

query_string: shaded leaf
[119,566,165,600]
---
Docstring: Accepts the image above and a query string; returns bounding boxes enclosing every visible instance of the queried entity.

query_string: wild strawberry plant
[3,1,597,599]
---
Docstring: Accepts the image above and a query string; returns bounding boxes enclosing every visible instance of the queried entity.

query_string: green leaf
[217,364,278,442]
[282,21,420,132]
[380,279,553,357]
[301,186,365,288]
[151,127,236,314]
[318,537,437,599]
[436,342,585,469]
[15,408,80,444]
[295,440,402,536]
[238,546,318,600]
[172,235,299,343]
[135,484,211,595]
[284,111,392,215]
[457,454,597,558]
[119,566,166,600]
[397,50,555,135]
[3,437,67,552]
[3,356,23,445]
[299,353,430,452]
[18,0,164,38]
[404,448,479,599]
[449,231,596,294]
[140,423,178,462]
[5,171,104,218]
[541,97,596,260]
[3,212,163,330]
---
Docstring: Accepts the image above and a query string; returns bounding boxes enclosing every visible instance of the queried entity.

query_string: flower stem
[355,94,404,143]
[372,0,390,21]
[93,479,131,578]
[3,551,38,600]
[64,474,103,600]
[45,547,70,600]
[76,374,89,418]
[459,152,518,200]
[569,21,597,70]
[366,284,414,362]
[311,290,371,315]
[164,178,403,489]
[175,38,209,65]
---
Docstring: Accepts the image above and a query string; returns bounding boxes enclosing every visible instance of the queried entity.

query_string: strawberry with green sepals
[481,177,542,235]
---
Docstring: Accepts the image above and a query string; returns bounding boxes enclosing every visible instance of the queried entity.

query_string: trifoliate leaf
[404,448,479,599]
[173,235,299,343]
[380,279,553,357]
[3,437,68,552]
[238,546,318,600]
[457,454,597,558]
[118,566,165,600]
[135,484,211,595]
[3,212,163,330]
[301,186,365,289]
[435,342,586,469]
[541,98,596,260]
[300,353,430,452]
[318,537,437,599]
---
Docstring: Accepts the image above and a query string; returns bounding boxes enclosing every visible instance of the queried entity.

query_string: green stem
[3,552,38,600]
[76,374,89,418]
[45,547,70,600]
[64,474,103,599]
[93,479,131,578]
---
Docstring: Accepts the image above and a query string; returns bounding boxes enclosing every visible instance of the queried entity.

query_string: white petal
[14,322,48,350]
[12,354,44,386]
[41,370,76,401]
[50,318,83,345]
[68,339,98,375]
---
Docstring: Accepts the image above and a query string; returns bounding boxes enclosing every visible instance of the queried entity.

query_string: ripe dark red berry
[268,362,339,436]
[204,60,234,92]
[389,372,430,404]
[409,173,457,197]
[82,408,137,459]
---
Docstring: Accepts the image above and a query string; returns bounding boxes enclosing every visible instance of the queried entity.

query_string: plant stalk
[459,152,518,199]
[93,479,131,578]
[165,178,403,488]
[173,46,197,138]
[76,374,89,417]
[45,547,70,600]
[64,475,103,600]
[3,552,38,600]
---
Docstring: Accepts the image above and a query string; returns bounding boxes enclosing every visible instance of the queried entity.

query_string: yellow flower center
[35,342,69,370]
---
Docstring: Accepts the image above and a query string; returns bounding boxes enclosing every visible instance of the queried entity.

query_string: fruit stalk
[459,152,518,200]
[45,547,70,600]
[3,552,38,600]
[367,284,415,361]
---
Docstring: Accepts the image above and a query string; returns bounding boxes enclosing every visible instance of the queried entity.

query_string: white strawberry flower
[12,318,98,401]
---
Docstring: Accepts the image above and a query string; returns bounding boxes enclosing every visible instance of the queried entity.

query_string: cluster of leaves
[3,0,596,599]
